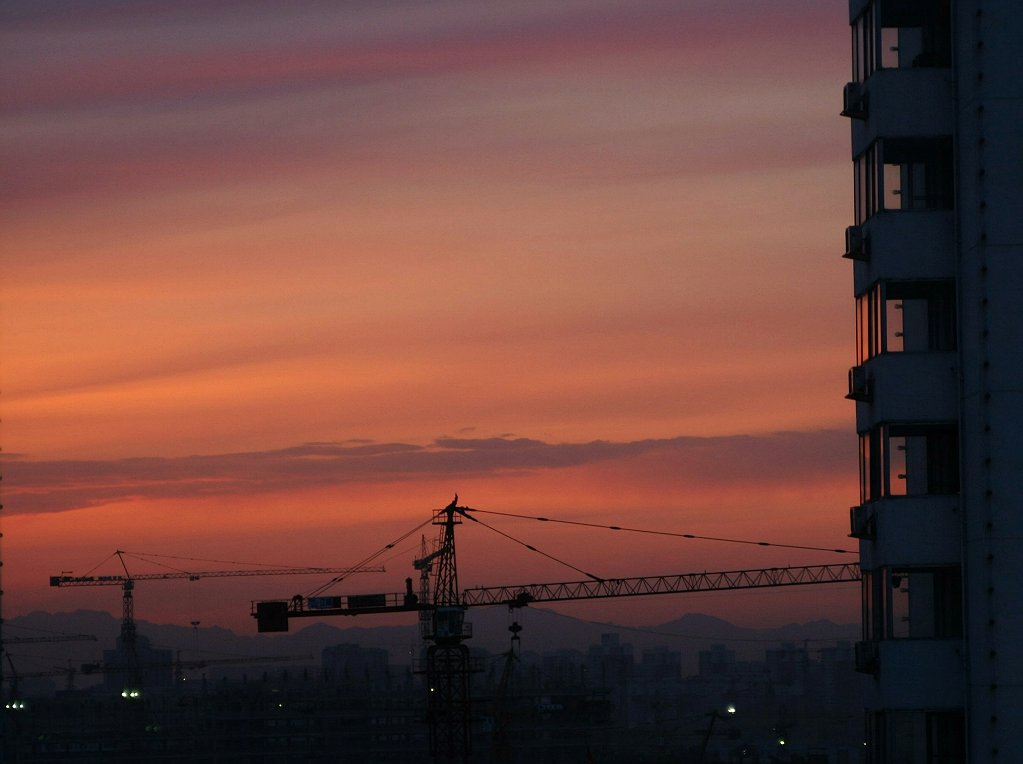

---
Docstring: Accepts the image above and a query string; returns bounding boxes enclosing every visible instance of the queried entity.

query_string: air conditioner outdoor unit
[846,365,871,401]
[844,225,869,261]
[854,640,879,675]
[842,81,867,119]
[849,504,875,539]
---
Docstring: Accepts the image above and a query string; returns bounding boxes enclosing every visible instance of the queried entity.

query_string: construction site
[2,500,862,763]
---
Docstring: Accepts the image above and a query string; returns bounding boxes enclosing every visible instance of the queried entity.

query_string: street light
[698,703,737,764]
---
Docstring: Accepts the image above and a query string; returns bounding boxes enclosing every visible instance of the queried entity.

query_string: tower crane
[491,621,521,764]
[51,551,383,694]
[1,632,97,703]
[81,652,313,690]
[252,499,861,764]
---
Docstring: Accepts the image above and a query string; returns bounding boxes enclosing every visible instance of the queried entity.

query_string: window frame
[863,566,963,642]
[859,422,959,503]
[853,138,953,225]
[855,280,957,364]
[851,0,952,85]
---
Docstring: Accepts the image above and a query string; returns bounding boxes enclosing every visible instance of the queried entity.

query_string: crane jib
[252,563,861,633]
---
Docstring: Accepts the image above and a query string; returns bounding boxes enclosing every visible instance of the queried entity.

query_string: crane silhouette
[253,499,860,764]
[51,550,383,694]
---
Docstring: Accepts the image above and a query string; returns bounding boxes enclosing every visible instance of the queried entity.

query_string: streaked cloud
[3,430,850,516]
[3,1,841,112]
[2,0,845,208]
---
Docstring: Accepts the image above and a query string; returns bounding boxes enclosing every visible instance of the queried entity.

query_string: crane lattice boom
[462,563,861,608]
[50,566,383,587]
[254,562,860,626]
[3,634,97,645]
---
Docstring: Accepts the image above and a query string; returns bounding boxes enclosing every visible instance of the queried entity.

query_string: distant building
[842,1,1023,760]
[100,633,173,694]
[321,642,390,685]
[698,643,736,677]
[637,645,682,682]
[764,642,809,688]
[540,649,587,689]
[585,633,634,689]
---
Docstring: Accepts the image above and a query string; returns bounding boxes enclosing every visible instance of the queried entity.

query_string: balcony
[859,210,954,284]
[850,67,953,158]
[856,639,964,706]
[854,353,958,430]
[864,496,960,568]
[875,639,963,707]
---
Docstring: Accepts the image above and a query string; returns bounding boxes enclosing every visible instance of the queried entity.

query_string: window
[854,139,953,224]
[856,281,956,363]
[862,569,881,642]
[883,138,954,212]
[863,567,962,642]
[854,144,880,225]
[887,568,962,639]
[866,710,965,764]
[927,711,966,764]
[852,5,876,83]
[851,0,951,83]
[859,423,958,503]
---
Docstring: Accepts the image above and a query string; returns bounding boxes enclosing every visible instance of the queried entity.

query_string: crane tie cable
[119,550,332,571]
[466,508,855,555]
[460,510,604,582]
[305,515,436,599]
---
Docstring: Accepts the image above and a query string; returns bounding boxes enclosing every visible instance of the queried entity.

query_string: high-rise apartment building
[843,1,1023,761]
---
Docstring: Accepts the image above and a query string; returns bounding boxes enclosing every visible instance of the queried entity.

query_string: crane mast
[417,498,478,764]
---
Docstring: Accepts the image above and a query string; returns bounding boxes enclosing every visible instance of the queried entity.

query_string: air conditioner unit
[841,81,867,119]
[844,225,869,261]
[849,504,875,539]
[854,641,879,675]
[846,365,871,401]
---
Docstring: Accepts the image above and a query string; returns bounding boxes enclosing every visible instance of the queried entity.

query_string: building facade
[843,1,1023,761]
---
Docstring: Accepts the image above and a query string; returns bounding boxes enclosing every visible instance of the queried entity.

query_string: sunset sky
[1,0,858,636]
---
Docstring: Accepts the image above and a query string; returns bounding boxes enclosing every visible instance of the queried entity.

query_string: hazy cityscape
[3,608,861,763]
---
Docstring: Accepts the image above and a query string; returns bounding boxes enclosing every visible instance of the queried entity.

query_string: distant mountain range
[3,608,857,694]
